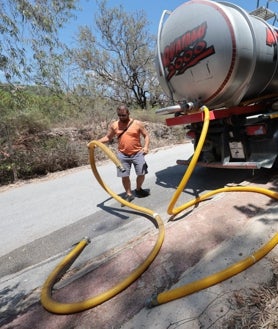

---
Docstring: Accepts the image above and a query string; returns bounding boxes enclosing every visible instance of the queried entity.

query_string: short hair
[117,104,129,113]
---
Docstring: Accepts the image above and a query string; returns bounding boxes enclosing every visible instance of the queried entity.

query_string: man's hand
[142,147,149,155]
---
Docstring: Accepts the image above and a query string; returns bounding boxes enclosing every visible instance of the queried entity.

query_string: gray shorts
[117,151,148,177]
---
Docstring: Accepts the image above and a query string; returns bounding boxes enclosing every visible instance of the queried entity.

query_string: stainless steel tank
[156,0,278,108]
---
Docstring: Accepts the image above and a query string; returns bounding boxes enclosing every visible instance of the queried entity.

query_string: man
[98,104,150,203]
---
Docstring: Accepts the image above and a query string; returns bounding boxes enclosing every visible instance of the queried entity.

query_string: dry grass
[222,261,278,329]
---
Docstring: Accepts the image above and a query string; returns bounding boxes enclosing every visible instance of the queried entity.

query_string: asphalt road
[0,143,261,325]
[1,144,195,277]
[0,143,253,277]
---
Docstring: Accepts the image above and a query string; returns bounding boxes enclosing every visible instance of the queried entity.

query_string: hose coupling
[118,165,126,173]
[71,237,91,247]
[83,236,91,244]
[145,294,159,308]
[182,101,194,111]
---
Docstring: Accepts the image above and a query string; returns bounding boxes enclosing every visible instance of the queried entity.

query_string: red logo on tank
[161,22,215,81]
[266,27,278,46]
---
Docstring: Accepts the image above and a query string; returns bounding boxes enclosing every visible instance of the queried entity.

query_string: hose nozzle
[117,165,126,173]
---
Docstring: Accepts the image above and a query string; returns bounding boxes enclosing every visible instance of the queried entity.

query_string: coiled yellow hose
[40,106,278,313]
[148,106,278,307]
[40,140,165,314]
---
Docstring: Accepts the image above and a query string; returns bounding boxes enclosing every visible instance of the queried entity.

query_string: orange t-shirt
[112,119,143,155]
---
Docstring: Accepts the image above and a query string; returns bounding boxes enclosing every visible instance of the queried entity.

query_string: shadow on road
[155,165,257,192]
[96,194,159,228]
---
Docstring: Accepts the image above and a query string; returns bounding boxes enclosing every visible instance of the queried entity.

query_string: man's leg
[135,175,149,197]
[136,174,145,191]
[122,176,132,196]
[134,153,149,197]
[120,176,134,207]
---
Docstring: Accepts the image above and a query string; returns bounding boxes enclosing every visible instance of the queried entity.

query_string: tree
[72,0,158,109]
[0,0,77,85]
[0,0,79,183]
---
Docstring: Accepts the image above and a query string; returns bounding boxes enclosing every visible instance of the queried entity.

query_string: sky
[61,0,278,45]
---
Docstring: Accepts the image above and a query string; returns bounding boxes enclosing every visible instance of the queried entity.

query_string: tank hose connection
[180,101,195,112]
[147,105,278,307]
[155,101,197,116]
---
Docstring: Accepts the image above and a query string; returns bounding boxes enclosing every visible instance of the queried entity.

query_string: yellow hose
[167,105,211,216]
[87,140,160,215]
[148,105,278,307]
[40,107,278,313]
[149,233,278,306]
[40,140,165,314]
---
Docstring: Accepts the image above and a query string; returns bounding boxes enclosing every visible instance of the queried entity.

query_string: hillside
[0,121,187,186]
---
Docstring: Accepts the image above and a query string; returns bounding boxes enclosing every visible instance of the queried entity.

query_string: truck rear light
[186,130,196,139]
[245,124,267,136]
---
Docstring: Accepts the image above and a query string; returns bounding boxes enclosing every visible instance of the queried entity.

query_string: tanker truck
[156,0,278,169]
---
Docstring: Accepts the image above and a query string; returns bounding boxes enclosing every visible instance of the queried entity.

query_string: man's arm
[139,121,150,154]
[98,123,116,143]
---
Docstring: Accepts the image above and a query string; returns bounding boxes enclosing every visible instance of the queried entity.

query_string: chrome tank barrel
[156,0,278,108]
